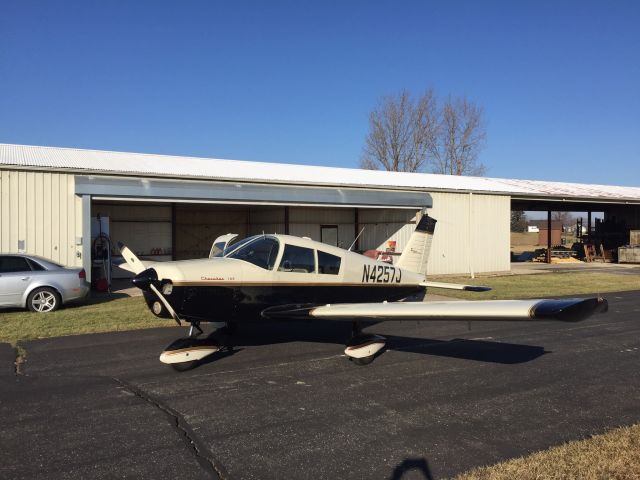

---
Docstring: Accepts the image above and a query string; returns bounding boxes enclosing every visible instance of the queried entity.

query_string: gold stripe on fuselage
[171,281,420,287]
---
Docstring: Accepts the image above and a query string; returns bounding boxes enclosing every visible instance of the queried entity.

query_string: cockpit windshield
[225,235,280,270]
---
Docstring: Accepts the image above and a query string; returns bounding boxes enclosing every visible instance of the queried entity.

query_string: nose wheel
[345,321,386,366]
[160,321,219,371]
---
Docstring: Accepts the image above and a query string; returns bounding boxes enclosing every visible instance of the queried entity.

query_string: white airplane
[118,211,608,371]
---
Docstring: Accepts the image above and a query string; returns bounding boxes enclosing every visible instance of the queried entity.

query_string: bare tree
[361,90,487,176]
[431,96,486,176]
[360,89,438,172]
[511,210,527,232]
[552,211,574,225]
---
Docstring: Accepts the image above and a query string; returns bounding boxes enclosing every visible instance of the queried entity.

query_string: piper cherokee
[118,211,608,371]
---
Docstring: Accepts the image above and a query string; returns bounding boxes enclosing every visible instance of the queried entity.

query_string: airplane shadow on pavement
[195,319,547,368]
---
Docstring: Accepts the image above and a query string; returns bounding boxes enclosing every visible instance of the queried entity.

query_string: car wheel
[27,287,61,313]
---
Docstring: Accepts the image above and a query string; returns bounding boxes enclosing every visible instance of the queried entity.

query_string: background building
[2,144,640,282]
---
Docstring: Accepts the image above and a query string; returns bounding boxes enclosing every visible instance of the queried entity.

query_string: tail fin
[396,210,437,276]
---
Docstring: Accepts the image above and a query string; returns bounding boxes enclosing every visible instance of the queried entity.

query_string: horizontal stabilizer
[308,297,607,323]
[421,281,491,292]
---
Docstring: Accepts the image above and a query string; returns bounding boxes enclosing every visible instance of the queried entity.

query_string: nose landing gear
[160,320,220,371]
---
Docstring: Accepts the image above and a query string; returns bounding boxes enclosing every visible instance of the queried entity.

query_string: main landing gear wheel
[219,321,238,335]
[169,359,201,372]
[351,355,377,366]
[344,322,386,366]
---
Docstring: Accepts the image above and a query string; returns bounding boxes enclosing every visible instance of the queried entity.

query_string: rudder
[396,210,437,276]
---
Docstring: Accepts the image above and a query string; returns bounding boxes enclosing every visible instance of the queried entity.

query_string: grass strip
[0,296,173,345]
[428,272,640,300]
[1,272,638,344]
[453,424,640,480]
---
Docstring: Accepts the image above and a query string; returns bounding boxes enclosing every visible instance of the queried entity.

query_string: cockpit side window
[317,251,341,275]
[278,245,316,273]
[210,242,226,258]
[224,236,256,257]
[227,237,280,270]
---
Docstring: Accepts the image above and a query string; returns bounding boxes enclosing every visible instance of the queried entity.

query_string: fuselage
[138,234,425,322]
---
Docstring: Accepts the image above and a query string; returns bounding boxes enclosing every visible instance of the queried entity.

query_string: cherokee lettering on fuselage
[361,264,401,283]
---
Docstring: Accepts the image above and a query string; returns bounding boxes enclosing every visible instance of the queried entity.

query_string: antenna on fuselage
[348,227,365,251]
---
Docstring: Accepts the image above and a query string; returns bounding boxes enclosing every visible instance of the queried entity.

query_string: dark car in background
[0,254,89,312]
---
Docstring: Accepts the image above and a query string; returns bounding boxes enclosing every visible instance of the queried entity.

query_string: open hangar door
[77,175,431,283]
[174,204,249,259]
[90,200,421,284]
[91,201,253,277]
[511,198,640,263]
[91,201,173,280]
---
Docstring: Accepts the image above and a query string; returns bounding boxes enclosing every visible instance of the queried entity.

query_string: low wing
[420,281,491,292]
[265,298,607,323]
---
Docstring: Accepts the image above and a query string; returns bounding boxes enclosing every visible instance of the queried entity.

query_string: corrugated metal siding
[426,192,510,275]
[0,168,511,275]
[287,207,356,249]
[175,205,248,259]
[93,203,172,222]
[0,169,83,266]
[248,207,286,236]
[358,209,418,252]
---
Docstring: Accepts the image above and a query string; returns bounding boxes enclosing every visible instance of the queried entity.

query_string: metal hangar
[1,144,639,282]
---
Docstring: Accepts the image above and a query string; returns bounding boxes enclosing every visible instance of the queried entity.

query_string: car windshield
[226,236,280,270]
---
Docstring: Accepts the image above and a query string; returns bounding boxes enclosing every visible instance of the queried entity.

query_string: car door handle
[21,277,30,281]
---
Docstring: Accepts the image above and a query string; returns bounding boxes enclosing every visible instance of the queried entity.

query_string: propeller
[132,267,181,326]
[150,283,182,326]
[117,242,182,326]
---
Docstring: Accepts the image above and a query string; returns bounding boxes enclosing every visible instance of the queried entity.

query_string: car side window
[26,258,46,271]
[278,245,316,273]
[318,251,341,275]
[0,256,32,273]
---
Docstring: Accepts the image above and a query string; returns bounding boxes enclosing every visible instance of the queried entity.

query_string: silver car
[0,254,90,312]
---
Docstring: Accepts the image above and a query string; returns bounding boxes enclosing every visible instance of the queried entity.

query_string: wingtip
[463,286,492,292]
[533,297,608,322]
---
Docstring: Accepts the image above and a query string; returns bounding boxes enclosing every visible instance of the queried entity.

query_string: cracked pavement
[1,291,640,479]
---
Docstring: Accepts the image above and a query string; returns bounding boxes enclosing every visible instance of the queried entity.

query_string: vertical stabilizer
[396,211,437,276]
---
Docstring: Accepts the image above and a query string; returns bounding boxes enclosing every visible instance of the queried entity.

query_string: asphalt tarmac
[1,291,639,479]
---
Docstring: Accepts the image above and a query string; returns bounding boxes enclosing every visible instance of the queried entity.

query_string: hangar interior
[90,201,419,280]
[511,197,640,262]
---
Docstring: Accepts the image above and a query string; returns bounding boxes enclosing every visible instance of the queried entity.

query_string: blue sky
[1,1,639,185]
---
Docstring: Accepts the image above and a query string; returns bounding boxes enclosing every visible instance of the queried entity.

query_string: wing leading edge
[305,297,608,323]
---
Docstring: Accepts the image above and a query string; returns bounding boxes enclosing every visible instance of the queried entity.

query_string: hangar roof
[1,143,639,203]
